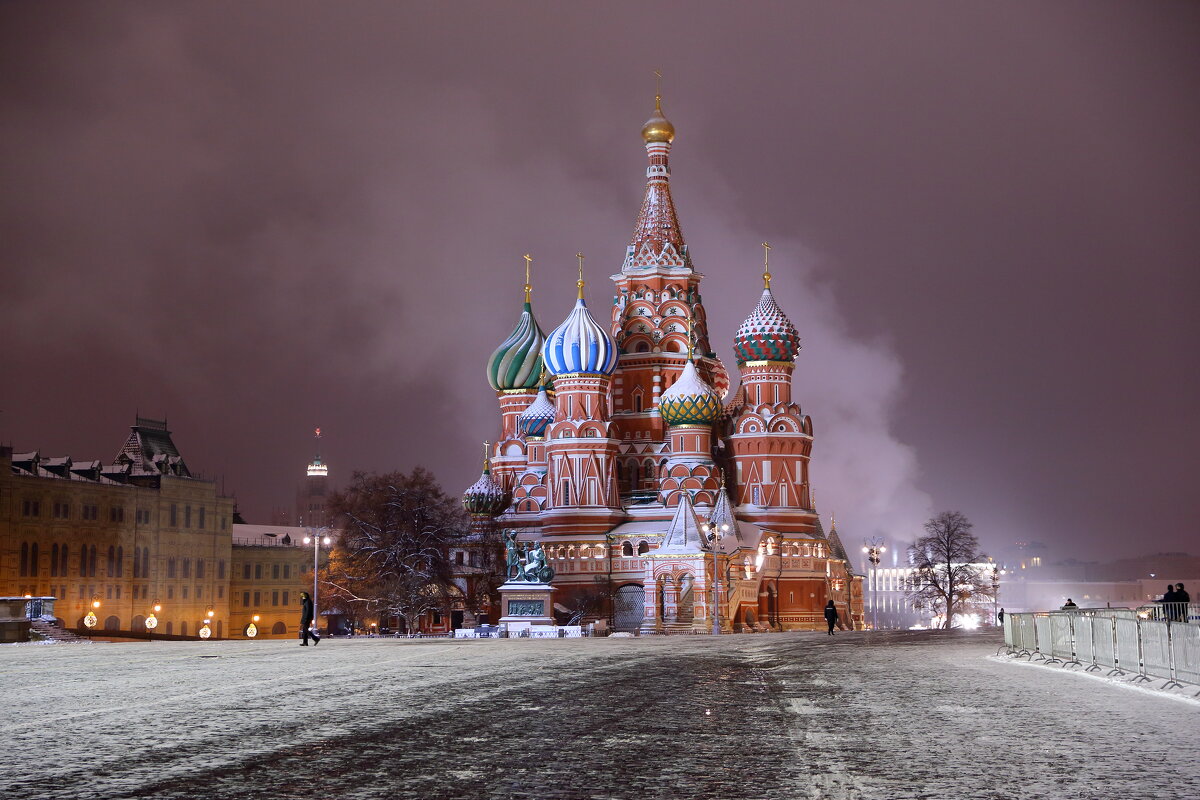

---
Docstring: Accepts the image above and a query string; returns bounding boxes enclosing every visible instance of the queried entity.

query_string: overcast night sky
[1,2,1197,563]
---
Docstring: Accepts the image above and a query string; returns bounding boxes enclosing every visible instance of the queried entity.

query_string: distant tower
[297,427,331,528]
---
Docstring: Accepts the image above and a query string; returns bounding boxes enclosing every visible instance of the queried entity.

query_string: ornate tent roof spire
[625,81,688,272]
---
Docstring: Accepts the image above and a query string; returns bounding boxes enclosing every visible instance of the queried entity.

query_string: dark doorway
[451,610,464,630]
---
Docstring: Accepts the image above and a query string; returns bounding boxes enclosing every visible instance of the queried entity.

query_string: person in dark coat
[997,608,1005,624]
[299,591,320,646]
[824,600,839,635]
[1173,583,1190,621]
[1158,584,1178,621]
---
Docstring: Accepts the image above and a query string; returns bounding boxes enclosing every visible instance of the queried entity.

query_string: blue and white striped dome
[518,384,556,437]
[542,297,619,376]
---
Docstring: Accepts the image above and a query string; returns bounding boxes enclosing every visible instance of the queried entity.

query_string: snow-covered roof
[658,493,705,554]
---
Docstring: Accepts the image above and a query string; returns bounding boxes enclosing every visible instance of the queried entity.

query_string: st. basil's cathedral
[461,94,863,633]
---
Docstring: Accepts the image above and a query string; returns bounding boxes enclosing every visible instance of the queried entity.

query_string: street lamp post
[701,521,730,636]
[862,538,886,631]
[990,564,1005,626]
[84,595,101,639]
[146,602,161,642]
[303,530,331,636]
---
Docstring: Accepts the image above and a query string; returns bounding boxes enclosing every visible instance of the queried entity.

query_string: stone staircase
[29,619,89,643]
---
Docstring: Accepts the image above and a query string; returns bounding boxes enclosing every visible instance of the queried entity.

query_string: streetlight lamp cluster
[303,531,332,636]
[862,538,886,631]
[990,562,1006,626]
[700,520,730,636]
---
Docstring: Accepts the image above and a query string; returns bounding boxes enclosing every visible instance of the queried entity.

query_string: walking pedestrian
[997,608,1005,624]
[299,591,320,646]
[824,600,839,635]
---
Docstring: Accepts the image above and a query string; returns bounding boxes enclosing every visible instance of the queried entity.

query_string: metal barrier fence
[1004,609,1200,693]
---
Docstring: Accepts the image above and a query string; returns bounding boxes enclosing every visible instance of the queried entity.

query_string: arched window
[637,541,649,555]
[116,546,124,577]
[165,622,173,635]
[51,543,59,577]
[622,541,633,557]
[104,615,120,632]
[30,542,39,577]
[142,548,150,579]
[60,545,68,577]
[272,621,287,635]
[181,621,188,636]
[88,545,97,577]
[19,542,28,576]
[107,546,115,578]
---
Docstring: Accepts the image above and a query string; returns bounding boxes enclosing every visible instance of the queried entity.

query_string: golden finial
[523,254,533,304]
[762,242,772,290]
[686,314,695,361]
[482,441,491,471]
[830,511,836,530]
[642,71,675,144]
[576,252,585,299]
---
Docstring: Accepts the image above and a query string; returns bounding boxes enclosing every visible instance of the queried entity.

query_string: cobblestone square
[2,631,1196,800]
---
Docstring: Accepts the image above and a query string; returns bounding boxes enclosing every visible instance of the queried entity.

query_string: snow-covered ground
[1,630,1195,799]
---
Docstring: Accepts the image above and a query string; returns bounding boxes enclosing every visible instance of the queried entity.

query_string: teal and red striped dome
[733,288,800,365]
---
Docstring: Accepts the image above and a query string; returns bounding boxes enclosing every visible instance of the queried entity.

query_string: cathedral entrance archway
[677,575,694,624]
[613,584,645,632]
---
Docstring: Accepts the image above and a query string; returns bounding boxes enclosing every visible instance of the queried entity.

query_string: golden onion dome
[641,95,675,143]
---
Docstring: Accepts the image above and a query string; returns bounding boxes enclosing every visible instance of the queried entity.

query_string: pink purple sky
[2,2,1197,563]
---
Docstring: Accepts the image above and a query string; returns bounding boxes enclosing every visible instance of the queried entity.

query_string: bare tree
[906,511,990,629]
[324,468,468,634]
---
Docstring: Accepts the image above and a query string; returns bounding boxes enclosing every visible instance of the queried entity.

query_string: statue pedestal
[498,581,555,627]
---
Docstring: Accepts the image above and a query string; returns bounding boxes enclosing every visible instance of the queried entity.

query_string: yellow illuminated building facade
[0,418,309,640]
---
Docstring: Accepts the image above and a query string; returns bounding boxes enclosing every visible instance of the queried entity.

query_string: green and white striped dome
[486,301,545,391]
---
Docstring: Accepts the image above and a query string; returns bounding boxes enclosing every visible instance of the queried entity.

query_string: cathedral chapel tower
[485,256,545,493]
[608,93,730,456]
[539,258,624,536]
[724,255,816,531]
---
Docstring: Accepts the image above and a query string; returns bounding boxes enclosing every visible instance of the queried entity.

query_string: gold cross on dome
[576,252,586,298]
[523,254,533,302]
[762,242,772,289]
